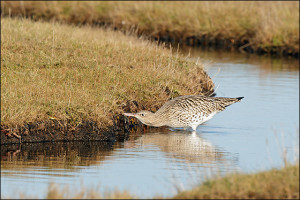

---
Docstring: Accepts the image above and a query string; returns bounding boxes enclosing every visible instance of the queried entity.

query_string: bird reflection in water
[123,130,238,167]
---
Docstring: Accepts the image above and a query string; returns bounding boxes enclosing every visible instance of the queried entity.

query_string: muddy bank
[1,120,114,145]
[0,115,166,145]
[1,114,139,145]
[1,100,167,145]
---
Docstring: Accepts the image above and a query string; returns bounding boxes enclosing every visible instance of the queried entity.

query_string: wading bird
[124,95,243,131]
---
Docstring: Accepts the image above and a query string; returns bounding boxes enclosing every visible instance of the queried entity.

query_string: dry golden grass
[45,184,136,199]
[174,164,299,199]
[1,17,214,128]
[1,1,299,55]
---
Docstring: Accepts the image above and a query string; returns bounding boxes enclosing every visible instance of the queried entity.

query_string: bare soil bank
[1,100,167,145]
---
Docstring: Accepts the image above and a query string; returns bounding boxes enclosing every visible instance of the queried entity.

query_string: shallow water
[1,49,299,198]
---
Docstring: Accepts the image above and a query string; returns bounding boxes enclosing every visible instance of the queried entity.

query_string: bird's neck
[144,112,167,127]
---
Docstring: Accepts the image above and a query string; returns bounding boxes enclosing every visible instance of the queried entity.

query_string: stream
[1,48,299,198]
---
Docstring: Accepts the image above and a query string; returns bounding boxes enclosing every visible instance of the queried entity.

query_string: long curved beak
[123,113,136,117]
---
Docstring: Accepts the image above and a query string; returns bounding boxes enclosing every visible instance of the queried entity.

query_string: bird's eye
[140,113,144,116]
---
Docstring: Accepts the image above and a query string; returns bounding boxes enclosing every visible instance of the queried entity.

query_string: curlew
[124,95,244,131]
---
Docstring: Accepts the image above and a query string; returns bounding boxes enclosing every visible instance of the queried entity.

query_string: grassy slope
[1,1,299,55]
[1,18,214,128]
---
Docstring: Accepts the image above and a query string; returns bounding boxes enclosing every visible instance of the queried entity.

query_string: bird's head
[123,110,156,126]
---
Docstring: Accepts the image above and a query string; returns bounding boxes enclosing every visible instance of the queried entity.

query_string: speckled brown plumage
[124,95,243,131]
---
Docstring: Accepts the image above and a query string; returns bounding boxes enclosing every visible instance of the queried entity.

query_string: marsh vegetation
[1,1,299,57]
[1,17,213,143]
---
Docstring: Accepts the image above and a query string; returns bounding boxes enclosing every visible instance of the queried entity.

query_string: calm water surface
[1,49,299,198]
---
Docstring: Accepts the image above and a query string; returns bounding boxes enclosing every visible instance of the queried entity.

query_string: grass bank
[1,1,299,57]
[174,164,299,199]
[1,18,214,144]
[5,164,299,199]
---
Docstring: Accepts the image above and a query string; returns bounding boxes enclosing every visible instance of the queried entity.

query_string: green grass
[1,17,214,129]
[1,1,299,56]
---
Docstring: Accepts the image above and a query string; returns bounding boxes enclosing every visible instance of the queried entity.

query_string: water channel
[1,48,299,198]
